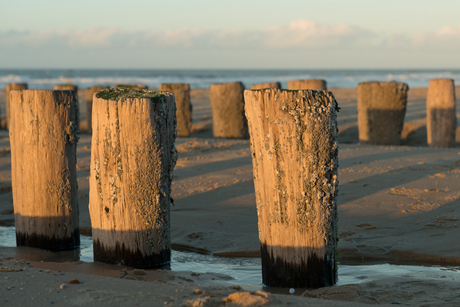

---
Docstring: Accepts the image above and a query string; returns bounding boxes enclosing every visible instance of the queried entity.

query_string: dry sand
[1,87,460,306]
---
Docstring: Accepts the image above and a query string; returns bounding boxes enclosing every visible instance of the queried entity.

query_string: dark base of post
[93,239,170,269]
[260,243,336,288]
[16,229,80,251]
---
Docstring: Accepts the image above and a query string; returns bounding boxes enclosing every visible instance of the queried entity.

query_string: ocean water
[1,69,460,90]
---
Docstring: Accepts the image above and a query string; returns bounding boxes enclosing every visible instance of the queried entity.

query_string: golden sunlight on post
[6,83,28,129]
[251,82,281,90]
[244,89,339,288]
[160,83,192,137]
[210,81,248,139]
[426,78,457,148]
[357,81,409,145]
[288,79,327,91]
[85,85,109,134]
[89,88,177,268]
[10,90,80,250]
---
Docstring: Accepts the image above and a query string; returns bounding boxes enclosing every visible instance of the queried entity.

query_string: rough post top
[246,88,332,95]
[95,88,173,102]
[429,78,455,84]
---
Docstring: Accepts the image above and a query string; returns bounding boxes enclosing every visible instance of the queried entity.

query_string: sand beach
[1,86,460,306]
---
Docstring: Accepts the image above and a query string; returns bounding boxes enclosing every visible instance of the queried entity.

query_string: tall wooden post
[426,79,457,148]
[55,84,78,92]
[115,84,148,90]
[159,83,192,137]
[9,90,80,251]
[89,88,177,268]
[288,79,327,91]
[6,83,28,129]
[357,81,409,145]
[210,82,248,139]
[244,89,339,288]
[85,86,109,134]
[251,82,281,90]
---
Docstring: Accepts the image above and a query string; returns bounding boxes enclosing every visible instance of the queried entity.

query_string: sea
[1,69,460,90]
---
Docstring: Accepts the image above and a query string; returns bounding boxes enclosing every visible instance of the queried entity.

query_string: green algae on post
[96,88,169,102]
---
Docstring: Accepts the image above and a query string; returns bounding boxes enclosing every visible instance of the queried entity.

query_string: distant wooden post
[210,82,248,139]
[89,88,177,268]
[6,83,28,129]
[251,82,281,90]
[245,89,339,288]
[85,86,109,134]
[10,90,80,251]
[115,84,148,90]
[426,79,457,148]
[160,83,192,137]
[55,84,78,92]
[288,79,327,91]
[357,81,409,145]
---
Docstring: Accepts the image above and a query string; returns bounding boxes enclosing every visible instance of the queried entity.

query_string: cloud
[0,20,459,68]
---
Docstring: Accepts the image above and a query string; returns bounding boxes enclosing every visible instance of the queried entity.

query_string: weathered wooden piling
[288,79,327,91]
[89,88,177,268]
[159,83,192,137]
[55,84,78,92]
[357,81,409,145]
[426,79,457,148]
[210,82,248,139]
[115,84,148,90]
[251,82,281,90]
[9,90,80,251]
[6,83,28,129]
[85,85,109,134]
[244,88,339,288]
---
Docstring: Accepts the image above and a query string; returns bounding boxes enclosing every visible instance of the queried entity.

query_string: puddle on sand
[1,226,460,287]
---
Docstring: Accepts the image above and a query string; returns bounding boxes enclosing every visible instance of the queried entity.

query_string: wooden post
[115,84,148,90]
[54,84,78,92]
[9,90,80,251]
[251,82,281,90]
[357,81,409,145]
[159,83,192,137]
[6,83,28,129]
[244,89,339,288]
[210,82,248,139]
[85,86,109,134]
[426,78,457,148]
[288,79,327,91]
[89,88,177,268]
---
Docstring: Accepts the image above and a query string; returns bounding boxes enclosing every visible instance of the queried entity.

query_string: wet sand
[1,87,460,306]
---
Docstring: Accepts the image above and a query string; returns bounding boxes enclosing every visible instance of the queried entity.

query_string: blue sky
[1,0,460,69]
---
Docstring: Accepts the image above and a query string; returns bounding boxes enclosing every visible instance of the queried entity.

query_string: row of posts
[7,77,457,289]
[6,78,456,147]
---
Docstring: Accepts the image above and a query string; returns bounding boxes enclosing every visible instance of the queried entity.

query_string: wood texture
[244,88,339,288]
[426,78,456,148]
[89,88,177,268]
[85,86,109,134]
[357,81,409,145]
[54,84,78,92]
[210,82,248,139]
[6,83,28,129]
[160,83,192,137]
[10,90,79,251]
[288,79,327,91]
[251,82,281,90]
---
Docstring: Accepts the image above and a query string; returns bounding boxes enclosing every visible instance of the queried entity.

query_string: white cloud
[0,20,459,68]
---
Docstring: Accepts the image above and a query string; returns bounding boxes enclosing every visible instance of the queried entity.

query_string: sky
[1,0,460,69]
